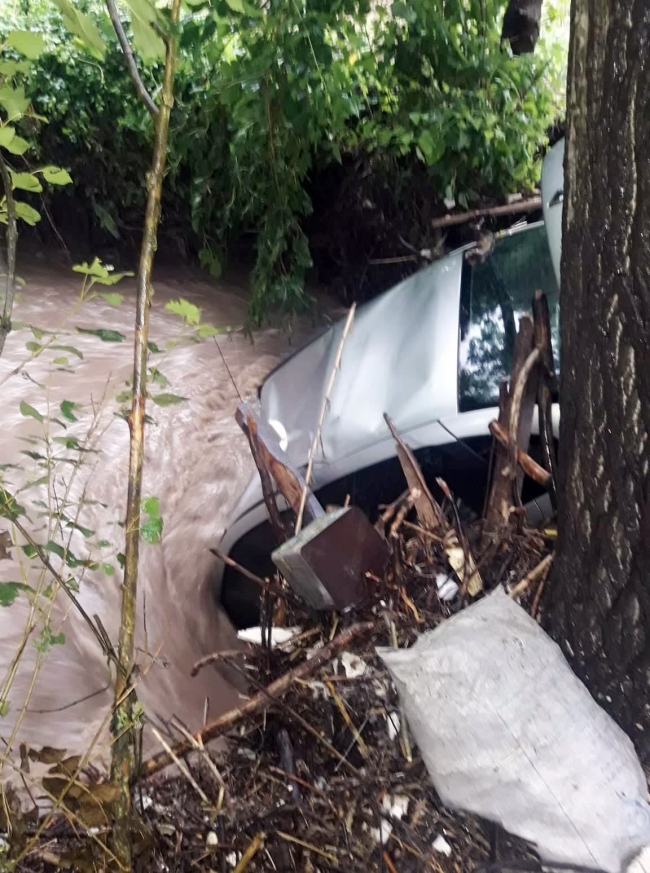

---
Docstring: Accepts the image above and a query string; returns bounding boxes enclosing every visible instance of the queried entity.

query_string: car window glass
[458,224,559,412]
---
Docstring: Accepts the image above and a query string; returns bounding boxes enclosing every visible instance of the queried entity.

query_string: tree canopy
[1,0,568,318]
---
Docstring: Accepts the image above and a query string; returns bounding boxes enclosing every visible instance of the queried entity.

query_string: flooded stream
[0,259,323,790]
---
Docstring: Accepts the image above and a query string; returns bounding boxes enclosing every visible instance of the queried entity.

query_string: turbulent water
[0,260,319,793]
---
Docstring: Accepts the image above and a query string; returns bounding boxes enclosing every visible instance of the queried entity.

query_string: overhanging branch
[105,0,159,117]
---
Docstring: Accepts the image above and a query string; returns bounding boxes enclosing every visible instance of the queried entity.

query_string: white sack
[377,588,650,873]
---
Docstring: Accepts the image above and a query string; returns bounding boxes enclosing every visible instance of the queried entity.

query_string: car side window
[458,224,559,412]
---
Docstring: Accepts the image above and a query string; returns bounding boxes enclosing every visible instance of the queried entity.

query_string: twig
[277,831,338,864]
[325,680,369,759]
[488,421,552,488]
[110,0,181,863]
[150,726,209,804]
[509,553,553,600]
[382,851,400,873]
[431,196,542,229]
[295,304,356,533]
[389,619,412,763]
[140,621,375,778]
[104,0,159,117]
[210,547,302,607]
[0,151,17,357]
[233,833,264,873]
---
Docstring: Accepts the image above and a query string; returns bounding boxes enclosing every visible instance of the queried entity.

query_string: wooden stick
[384,414,445,530]
[295,304,356,534]
[532,289,558,505]
[488,421,552,488]
[431,197,542,229]
[509,554,553,599]
[140,621,375,778]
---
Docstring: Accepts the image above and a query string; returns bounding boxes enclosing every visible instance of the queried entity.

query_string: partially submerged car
[216,139,566,629]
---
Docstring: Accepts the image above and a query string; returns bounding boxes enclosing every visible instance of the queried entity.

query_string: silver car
[216,139,565,629]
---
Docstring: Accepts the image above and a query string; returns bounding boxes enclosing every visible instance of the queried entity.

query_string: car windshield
[458,224,559,412]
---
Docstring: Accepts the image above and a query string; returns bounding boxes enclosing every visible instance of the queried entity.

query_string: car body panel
[259,250,464,468]
[215,140,566,615]
[541,138,564,285]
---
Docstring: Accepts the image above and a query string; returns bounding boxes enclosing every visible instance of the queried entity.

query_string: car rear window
[458,224,559,413]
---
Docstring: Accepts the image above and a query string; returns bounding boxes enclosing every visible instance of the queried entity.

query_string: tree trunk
[501,0,543,54]
[546,0,650,762]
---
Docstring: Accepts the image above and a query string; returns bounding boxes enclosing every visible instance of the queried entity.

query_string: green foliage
[0,23,72,231]
[2,0,566,319]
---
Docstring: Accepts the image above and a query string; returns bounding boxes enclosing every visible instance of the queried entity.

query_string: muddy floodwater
[0,258,326,792]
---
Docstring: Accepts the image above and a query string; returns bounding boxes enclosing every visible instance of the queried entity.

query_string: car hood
[259,252,464,469]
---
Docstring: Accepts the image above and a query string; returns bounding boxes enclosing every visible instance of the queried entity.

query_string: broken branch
[431,197,542,229]
[488,421,551,488]
[140,621,376,778]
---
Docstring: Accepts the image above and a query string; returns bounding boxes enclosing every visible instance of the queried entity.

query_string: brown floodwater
[0,258,325,796]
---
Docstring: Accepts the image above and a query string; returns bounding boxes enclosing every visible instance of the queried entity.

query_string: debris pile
[6,292,648,872]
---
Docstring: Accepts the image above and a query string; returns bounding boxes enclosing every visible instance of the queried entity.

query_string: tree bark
[501,0,543,55]
[546,0,650,761]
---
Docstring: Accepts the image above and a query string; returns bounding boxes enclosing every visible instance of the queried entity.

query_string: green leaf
[164,298,201,325]
[197,323,227,338]
[141,497,162,545]
[76,328,125,343]
[149,368,168,387]
[3,135,30,156]
[40,166,72,186]
[6,31,47,60]
[34,625,65,653]
[0,700,9,717]
[20,401,43,423]
[116,552,125,569]
[51,344,83,359]
[99,292,124,306]
[72,259,132,286]
[25,341,42,353]
[225,0,245,12]
[53,436,83,450]
[0,127,15,149]
[11,171,42,193]
[0,490,26,520]
[52,357,69,365]
[131,16,165,63]
[151,393,188,407]
[14,202,40,225]
[60,400,80,422]
[0,582,29,607]
[142,496,159,516]
[50,0,105,59]
[147,341,162,354]
[0,60,31,76]
[0,85,30,119]
[102,562,115,576]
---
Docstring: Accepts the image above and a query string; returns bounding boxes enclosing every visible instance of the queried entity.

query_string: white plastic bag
[378,588,650,873]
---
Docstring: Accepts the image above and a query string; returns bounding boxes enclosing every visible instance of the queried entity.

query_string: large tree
[547,0,650,761]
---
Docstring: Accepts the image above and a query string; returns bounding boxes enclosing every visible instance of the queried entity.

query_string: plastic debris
[432,834,452,856]
[435,572,459,602]
[340,651,367,679]
[378,588,650,873]
[237,626,302,650]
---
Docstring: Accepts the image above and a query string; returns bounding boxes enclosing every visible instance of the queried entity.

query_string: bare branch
[105,0,159,117]
[0,152,17,357]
